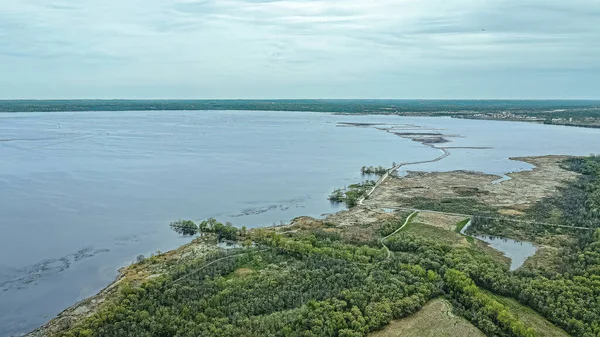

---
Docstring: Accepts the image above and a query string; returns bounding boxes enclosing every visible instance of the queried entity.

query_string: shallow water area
[475,235,537,270]
[460,220,537,270]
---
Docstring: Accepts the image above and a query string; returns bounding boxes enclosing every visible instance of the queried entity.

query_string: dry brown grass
[366,156,578,213]
[412,212,469,230]
[369,299,485,337]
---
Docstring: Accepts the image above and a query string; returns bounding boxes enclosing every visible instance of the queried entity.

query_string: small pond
[462,220,537,270]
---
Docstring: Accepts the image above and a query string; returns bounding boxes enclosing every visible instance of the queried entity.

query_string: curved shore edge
[27,154,582,336]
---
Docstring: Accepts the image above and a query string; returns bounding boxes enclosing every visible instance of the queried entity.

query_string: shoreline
[27,155,578,336]
[2,107,600,129]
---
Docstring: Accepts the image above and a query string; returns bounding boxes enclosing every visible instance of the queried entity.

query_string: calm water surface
[461,220,537,270]
[475,235,537,270]
[1,111,600,336]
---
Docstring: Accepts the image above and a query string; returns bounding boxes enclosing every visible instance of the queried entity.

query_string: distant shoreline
[2,99,599,129]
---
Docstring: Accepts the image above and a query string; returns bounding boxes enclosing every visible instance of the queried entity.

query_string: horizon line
[2,98,600,101]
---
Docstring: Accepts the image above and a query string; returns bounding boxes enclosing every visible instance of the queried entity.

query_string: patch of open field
[366,156,578,215]
[413,212,469,230]
[403,222,468,246]
[322,207,411,242]
[325,207,400,227]
[369,299,485,337]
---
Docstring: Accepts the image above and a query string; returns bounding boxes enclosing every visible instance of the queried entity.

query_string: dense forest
[56,157,600,337]
[467,156,600,336]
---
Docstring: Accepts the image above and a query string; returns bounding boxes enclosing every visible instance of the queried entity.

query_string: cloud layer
[1,0,599,98]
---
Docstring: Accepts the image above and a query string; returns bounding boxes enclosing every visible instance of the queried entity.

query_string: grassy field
[402,222,466,245]
[454,218,470,233]
[401,218,512,267]
[369,299,484,337]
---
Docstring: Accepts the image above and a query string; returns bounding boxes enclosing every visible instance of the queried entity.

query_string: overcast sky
[1,0,599,99]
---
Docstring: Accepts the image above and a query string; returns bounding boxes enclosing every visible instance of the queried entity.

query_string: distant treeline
[0,99,599,114]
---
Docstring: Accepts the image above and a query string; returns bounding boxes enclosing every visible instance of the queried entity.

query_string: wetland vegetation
[361,166,388,176]
[38,156,600,337]
[328,180,377,208]
[170,218,241,241]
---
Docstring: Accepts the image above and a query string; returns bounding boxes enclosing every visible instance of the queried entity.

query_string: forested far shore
[3,100,599,129]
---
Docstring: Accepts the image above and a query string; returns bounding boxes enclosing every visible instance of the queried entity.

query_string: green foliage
[444,269,536,337]
[361,166,388,176]
[61,156,600,337]
[379,220,405,237]
[169,219,199,236]
[454,219,471,233]
[526,156,600,230]
[170,218,240,240]
[61,216,555,337]
[379,213,415,237]
[328,181,376,208]
[61,232,443,337]
[409,197,498,215]
[199,218,239,241]
[464,156,600,337]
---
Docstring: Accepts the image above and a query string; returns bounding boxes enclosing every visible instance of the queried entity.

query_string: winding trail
[380,212,418,260]
[169,249,267,286]
[351,132,593,232]
[358,146,450,206]
[382,207,594,231]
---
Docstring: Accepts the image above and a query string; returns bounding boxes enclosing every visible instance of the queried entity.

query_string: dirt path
[359,147,450,206]
[384,207,593,231]
[169,249,267,286]
[380,212,418,260]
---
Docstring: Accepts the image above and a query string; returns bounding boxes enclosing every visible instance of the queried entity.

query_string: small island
[170,218,244,241]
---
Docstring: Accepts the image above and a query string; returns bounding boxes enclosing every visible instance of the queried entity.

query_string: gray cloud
[0,0,599,99]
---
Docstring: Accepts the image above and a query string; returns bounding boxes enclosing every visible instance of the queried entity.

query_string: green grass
[380,212,416,237]
[454,219,470,233]
[403,223,465,245]
[482,290,570,337]
[409,197,497,215]
[454,219,476,244]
